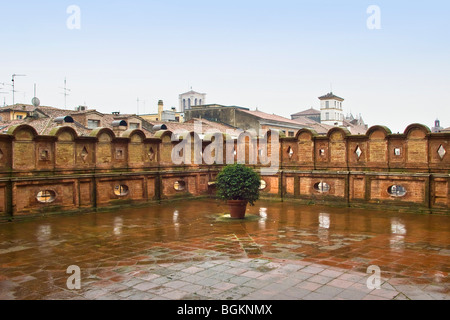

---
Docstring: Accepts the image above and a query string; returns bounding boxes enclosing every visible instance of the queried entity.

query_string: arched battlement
[404,123,431,138]
[366,125,392,139]
[7,124,39,141]
[49,126,78,142]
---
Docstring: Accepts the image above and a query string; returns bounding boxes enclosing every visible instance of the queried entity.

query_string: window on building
[326,101,329,108]
[16,115,23,120]
[188,99,191,109]
[129,123,140,129]
[288,131,295,137]
[388,185,407,197]
[394,148,401,156]
[325,113,329,120]
[40,149,50,161]
[314,182,331,193]
[81,147,89,161]
[114,185,129,196]
[287,146,294,159]
[195,98,198,106]
[37,190,56,203]
[437,145,446,160]
[174,181,186,191]
[148,147,155,161]
[115,149,124,160]
[88,119,100,129]
[183,99,186,109]
[259,180,267,190]
[199,99,202,105]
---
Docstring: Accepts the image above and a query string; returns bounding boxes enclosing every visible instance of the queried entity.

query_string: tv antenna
[0,86,8,107]
[137,97,146,115]
[11,74,26,105]
[32,83,40,108]
[136,97,140,115]
[59,78,71,109]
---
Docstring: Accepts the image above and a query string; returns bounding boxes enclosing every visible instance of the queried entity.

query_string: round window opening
[314,182,331,193]
[174,181,186,191]
[388,185,407,197]
[259,180,267,190]
[114,185,129,196]
[37,190,56,203]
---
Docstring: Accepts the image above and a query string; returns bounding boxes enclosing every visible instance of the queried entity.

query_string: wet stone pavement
[0,199,449,300]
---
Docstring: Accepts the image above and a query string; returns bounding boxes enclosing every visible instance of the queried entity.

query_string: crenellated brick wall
[0,123,448,218]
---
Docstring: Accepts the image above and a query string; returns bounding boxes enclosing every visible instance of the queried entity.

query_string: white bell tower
[319,92,344,126]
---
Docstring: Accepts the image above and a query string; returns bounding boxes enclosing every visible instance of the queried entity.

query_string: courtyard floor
[0,199,448,300]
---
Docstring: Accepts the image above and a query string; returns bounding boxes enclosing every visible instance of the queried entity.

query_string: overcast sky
[1,0,449,133]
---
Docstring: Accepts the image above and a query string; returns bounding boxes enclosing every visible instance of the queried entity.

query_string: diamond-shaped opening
[437,145,446,160]
[287,147,294,159]
[355,146,362,159]
[81,147,89,161]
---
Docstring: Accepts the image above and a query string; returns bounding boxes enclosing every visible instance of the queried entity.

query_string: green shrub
[216,164,261,206]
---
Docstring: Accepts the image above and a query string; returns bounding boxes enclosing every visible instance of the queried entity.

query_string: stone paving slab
[2,257,446,301]
[0,200,449,300]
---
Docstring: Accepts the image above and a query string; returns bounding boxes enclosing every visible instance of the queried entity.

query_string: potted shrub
[216,164,261,219]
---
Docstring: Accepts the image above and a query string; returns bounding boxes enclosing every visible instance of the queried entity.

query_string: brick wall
[0,123,448,217]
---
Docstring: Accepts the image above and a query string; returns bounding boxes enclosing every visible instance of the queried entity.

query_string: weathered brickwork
[0,123,448,218]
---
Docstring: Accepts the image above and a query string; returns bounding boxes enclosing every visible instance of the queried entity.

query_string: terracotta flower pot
[227,200,248,219]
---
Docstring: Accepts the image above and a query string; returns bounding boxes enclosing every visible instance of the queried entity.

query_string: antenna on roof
[59,78,71,109]
[12,74,26,105]
[137,97,140,115]
[31,83,40,108]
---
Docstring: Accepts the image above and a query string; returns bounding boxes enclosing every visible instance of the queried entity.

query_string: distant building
[140,100,184,123]
[185,104,307,136]
[0,104,36,121]
[0,104,155,137]
[432,119,444,133]
[319,92,345,126]
[179,90,206,113]
[291,92,368,135]
[291,108,321,123]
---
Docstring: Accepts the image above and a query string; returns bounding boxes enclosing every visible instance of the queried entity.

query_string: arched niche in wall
[295,128,317,164]
[90,128,116,165]
[366,125,392,164]
[404,124,431,164]
[7,124,38,169]
[122,129,146,164]
[50,126,78,167]
[327,127,350,164]
[154,130,174,164]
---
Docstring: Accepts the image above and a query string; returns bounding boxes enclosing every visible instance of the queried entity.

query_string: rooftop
[318,92,345,101]
[291,108,321,117]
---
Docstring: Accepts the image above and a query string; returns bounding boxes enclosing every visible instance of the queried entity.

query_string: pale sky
[1,0,449,133]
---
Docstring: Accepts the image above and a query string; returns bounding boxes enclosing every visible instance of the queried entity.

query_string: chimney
[112,120,128,136]
[158,100,164,121]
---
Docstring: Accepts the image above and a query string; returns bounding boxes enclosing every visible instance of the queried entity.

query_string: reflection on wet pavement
[0,200,448,300]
